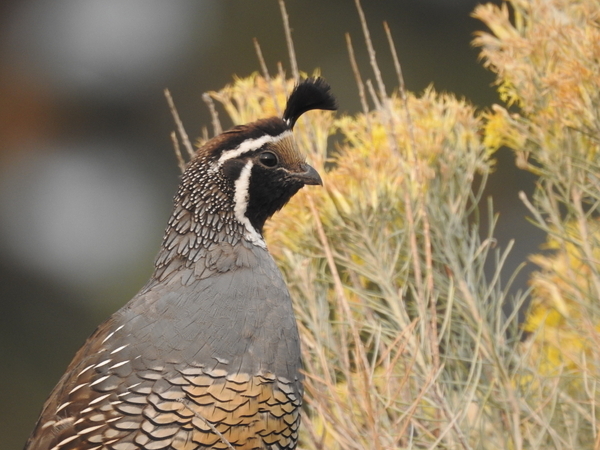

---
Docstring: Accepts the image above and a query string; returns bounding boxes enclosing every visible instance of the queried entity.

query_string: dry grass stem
[202,92,222,137]
[169,131,186,174]
[164,88,194,159]
[253,38,281,117]
[278,0,299,82]
[345,33,370,118]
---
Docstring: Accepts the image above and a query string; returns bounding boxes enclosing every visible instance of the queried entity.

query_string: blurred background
[0,0,540,447]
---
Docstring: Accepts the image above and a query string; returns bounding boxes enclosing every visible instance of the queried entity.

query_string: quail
[25,77,337,450]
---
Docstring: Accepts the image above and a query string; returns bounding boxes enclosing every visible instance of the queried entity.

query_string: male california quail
[25,77,337,450]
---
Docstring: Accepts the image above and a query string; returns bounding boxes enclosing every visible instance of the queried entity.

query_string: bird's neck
[152,158,265,282]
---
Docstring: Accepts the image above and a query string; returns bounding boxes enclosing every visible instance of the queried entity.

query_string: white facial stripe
[217,130,293,166]
[234,160,266,248]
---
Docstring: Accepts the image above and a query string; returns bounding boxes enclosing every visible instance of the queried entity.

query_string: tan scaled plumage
[125,379,297,450]
[158,372,301,450]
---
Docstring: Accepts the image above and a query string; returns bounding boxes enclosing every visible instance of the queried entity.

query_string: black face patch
[221,158,247,183]
[244,164,304,233]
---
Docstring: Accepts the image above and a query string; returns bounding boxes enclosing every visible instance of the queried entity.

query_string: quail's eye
[259,151,279,168]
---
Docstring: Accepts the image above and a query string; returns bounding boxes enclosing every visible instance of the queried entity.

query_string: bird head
[190,77,337,240]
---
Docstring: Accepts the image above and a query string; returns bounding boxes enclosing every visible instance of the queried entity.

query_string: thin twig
[354,0,399,157]
[383,21,416,165]
[164,88,194,159]
[253,38,281,116]
[300,410,326,449]
[276,61,291,104]
[354,0,387,102]
[345,33,370,117]
[366,79,382,111]
[384,22,407,101]
[170,131,186,174]
[278,0,299,82]
[393,365,439,442]
[422,208,439,368]
[403,189,426,311]
[202,92,222,137]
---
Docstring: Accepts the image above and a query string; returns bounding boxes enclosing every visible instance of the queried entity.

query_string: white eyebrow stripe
[217,130,292,166]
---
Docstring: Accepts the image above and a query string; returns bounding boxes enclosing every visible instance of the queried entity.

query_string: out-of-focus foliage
[475,0,600,446]
[475,0,600,170]
[524,223,600,377]
[189,0,600,448]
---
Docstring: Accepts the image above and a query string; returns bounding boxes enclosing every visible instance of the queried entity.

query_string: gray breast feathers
[126,245,302,379]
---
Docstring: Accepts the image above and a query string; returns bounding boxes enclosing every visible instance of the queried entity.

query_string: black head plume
[283,77,338,129]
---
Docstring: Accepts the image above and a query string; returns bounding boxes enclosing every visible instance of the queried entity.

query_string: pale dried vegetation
[169,0,600,448]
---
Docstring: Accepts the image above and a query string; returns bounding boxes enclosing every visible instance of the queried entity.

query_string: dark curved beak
[293,163,323,186]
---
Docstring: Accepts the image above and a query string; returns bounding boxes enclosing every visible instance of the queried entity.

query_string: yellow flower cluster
[474,0,600,166]
[476,0,600,392]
